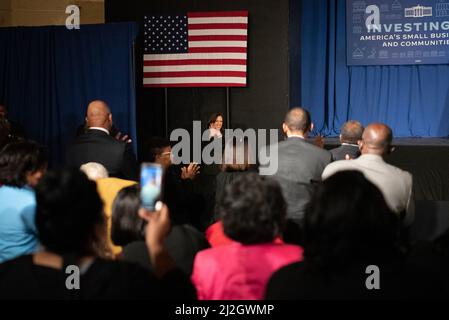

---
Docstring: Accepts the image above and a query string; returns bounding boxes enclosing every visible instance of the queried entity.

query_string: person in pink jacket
[191,173,303,300]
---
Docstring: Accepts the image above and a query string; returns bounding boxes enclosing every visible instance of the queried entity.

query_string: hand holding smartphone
[140,163,163,211]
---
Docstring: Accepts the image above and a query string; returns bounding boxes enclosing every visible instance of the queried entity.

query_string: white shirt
[341,143,359,147]
[322,154,414,226]
[208,128,222,139]
[88,127,110,135]
[287,134,305,139]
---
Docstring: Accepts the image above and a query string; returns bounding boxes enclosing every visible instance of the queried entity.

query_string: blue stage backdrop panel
[0,23,138,166]
[291,0,449,137]
[347,0,449,66]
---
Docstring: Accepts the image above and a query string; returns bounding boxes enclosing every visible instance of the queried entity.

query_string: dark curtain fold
[0,22,138,166]
[292,0,449,137]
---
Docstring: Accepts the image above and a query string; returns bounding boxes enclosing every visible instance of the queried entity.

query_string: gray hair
[80,162,109,180]
[340,120,364,144]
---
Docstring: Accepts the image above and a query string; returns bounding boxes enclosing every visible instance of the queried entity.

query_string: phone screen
[140,163,163,211]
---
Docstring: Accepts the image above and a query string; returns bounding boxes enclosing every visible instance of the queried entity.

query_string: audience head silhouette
[0,141,47,188]
[218,173,286,244]
[304,170,399,272]
[283,107,312,137]
[86,100,112,131]
[111,185,145,246]
[144,137,171,169]
[359,123,393,156]
[340,120,364,144]
[35,169,105,257]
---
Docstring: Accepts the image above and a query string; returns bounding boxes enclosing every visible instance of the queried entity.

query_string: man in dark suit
[260,107,332,226]
[330,120,363,161]
[66,100,138,181]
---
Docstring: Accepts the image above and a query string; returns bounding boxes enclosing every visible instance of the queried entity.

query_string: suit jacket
[164,165,204,227]
[66,129,138,181]
[330,144,360,161]
[260,137,332,223]
[322,154,414,225]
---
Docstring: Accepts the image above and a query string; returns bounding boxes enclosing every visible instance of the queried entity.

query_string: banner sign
[347,0,449,65]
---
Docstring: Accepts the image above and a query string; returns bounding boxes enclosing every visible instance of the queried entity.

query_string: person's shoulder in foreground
[0,254,159,299]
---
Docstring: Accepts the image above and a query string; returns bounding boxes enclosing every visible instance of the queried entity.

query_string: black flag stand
[226,87,230,129]
[164,88,168,137]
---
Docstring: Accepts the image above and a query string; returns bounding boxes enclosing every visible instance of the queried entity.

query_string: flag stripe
[143,77,246,84]
[144,71,246,78]
[188,23,248,30]
[188,17,248,24]
[143,59,247,66]
[144,83,246,88]
[144,11,248,87]
[188,47,247,53]
[189,41,247,48]
[144,65,247,72]
[188,35,247,41]
[188,29,248,36]
[187,11,248,18]
[144,53,246,60]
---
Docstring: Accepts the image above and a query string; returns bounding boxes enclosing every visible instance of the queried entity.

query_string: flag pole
[164,88,169,137]
[226,87,230,129]
[131,39,138,155]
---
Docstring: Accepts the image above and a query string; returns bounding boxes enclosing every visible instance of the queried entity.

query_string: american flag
[143,11,248,87]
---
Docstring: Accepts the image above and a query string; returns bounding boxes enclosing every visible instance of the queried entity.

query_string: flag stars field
[143,11,248,87]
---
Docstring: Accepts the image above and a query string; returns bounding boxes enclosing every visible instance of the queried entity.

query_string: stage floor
[322,137,449,147]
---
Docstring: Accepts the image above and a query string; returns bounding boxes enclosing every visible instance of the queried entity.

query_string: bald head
[360,123,393,156]
[86,100,112,130]
[283,107,312,135]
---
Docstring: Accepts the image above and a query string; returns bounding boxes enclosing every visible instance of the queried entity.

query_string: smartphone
[140,163,163,211]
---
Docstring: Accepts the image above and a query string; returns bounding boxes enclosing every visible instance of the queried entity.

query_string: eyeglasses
[160,151,171,157]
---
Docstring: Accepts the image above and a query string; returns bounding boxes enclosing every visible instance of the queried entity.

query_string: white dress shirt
[88,127,110,135]
[287,133,305,139]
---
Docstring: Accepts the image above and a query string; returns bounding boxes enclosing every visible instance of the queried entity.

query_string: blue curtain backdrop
[291,0,449,137]
[0,22,138,166]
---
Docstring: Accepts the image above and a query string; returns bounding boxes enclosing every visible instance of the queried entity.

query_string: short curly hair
[218,173,287,244]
